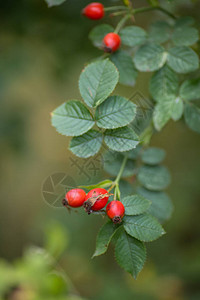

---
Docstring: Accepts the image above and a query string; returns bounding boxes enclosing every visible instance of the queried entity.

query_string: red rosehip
[63,189,86,208]
[106,201,125,224]
[84,188,109,212]
[103,33,121,53]
[82,2,104,20]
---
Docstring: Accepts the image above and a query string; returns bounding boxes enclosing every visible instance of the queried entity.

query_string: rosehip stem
[110,11,127,17]
[114,14,131,33]
[104,6,128,12]
[115,155,128,185]
[108,155,128,196]
[132,6,176,20]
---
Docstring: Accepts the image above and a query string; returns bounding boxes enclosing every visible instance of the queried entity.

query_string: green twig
[114,14,131,33]
[132,6,176,20]
[108,155,128,194]
[115,155,128,185]
[104,6,128,12]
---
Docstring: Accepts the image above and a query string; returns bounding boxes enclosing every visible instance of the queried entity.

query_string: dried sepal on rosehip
[82,2,104,20]
[106,200,125,224]
[103,33,121,53]
[84,188,110,213]
[63,188,86,208]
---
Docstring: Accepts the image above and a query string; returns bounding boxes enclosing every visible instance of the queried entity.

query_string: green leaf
[148,21,171,44]
[79,180,113,190]
[95,96,137,129]
[134,44,167,72]
[119,180,135,198]
[153,100,172,130]
[93,221,118,258]
[121,195,151,215]
[149,65,179,102]
[138,165,171,191]
[123,214,165,242]
[171,97,184,121]
[137,187,173,223]
[123,146,141,160]
[103,151,137,177]
[89,24,114,48]
[79,59,119,108]
[141,147,166,165]
[172,26,199,46]
[167,46,199,74]
[51,100,95,136]
[184,102,200,134]
[69,130,103,158]
[104,127,139,152]
[153,97,183,130]
[175,16,195,28]
[110,50,138,86]
[115,230,146,279]
[120,26,147,47]
[131,105,153,136]
[180,78,200,101]
[45,0,66,7]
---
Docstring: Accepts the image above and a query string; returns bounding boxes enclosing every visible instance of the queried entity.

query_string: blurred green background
[0,0,200,299]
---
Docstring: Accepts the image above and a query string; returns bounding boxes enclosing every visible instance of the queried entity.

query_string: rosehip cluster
[82,2,121,53]
[63,188,125,223]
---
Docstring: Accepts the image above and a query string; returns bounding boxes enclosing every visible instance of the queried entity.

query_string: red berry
[64,189,86,208]
[106,201,125,224]
[82,2,104,20]
[103,33,121,52]
[84,188,109,212]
